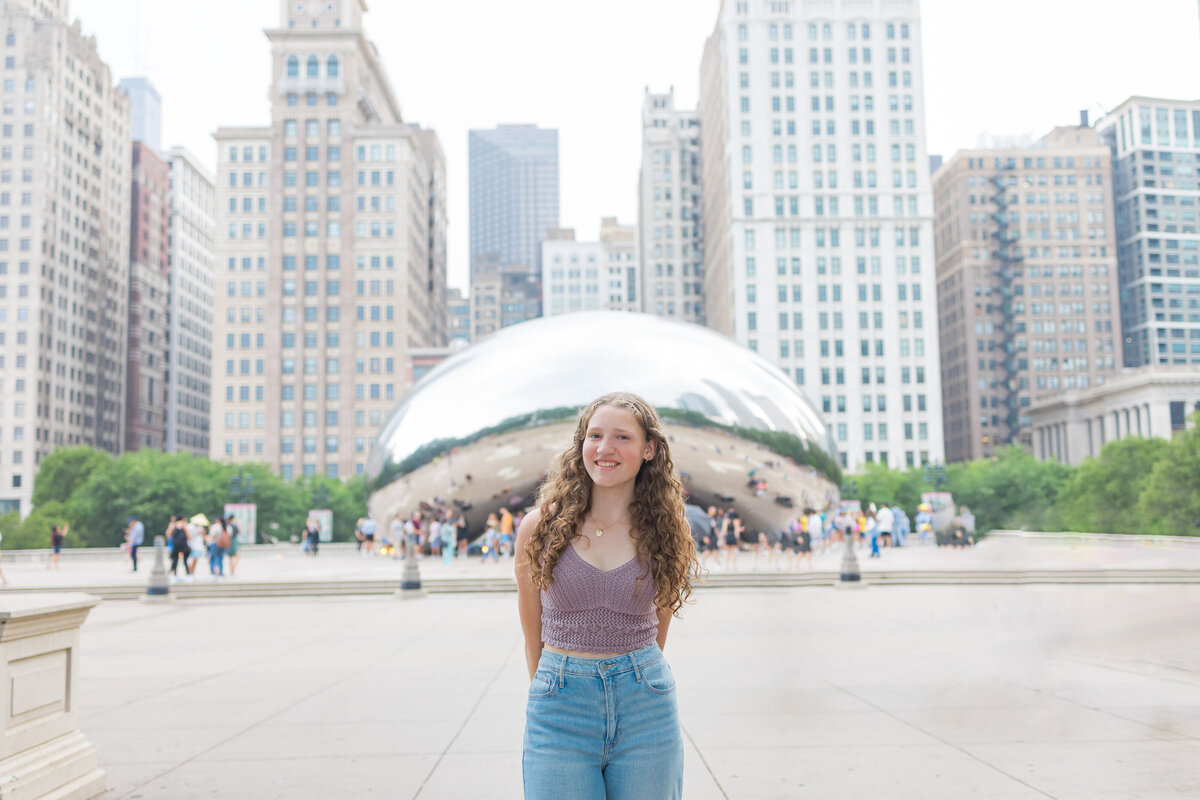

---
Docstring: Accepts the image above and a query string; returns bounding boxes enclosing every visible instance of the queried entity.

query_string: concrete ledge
[0,594,105,799]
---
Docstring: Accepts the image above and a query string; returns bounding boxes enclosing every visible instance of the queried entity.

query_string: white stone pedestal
[0,594,106,800]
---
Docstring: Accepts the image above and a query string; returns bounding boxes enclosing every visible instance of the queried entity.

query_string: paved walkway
[7,534,1200,594]
[75,580,1200,798]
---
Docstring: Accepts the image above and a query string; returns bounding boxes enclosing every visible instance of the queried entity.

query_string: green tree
[32,446,112,507]
[1057,437,1170,533]
[944,446,1069,532]
[66,450,229,546]
[1136,418,1200,536]
[10,501,70,550]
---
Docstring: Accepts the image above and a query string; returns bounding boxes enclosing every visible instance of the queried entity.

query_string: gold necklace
[588,513,627,538]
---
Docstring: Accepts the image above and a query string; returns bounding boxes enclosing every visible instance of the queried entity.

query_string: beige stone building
[933,123,1120,462]
[639,88,702,322]
[1028,366,1200,466]
[211,0,446,480]
[0,0,131,515]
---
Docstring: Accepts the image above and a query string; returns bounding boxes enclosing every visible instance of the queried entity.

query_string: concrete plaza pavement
[72,572,1200,797]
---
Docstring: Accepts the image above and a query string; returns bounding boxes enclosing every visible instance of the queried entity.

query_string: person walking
[440,517,456,565]
[125,515,145,572]
[208,517,229,577]
[169,514,189,580]
[225,514,241,577]
[186,514,208,578]
[516,392,697,799]
[875,503,894,549]
[303,515,321,556]
[48,523,68,569]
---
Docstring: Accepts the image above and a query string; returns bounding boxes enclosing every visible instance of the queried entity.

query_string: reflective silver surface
[367,312,839,534]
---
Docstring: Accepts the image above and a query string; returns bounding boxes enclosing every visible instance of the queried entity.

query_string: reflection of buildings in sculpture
[366,312,840,535]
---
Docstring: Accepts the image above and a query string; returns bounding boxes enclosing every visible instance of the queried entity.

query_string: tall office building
[0,0,131,515]
[469,123,559,276]
[699,0,943,469]
[1097,97,1200,367]
[446,286,471,347]
[165,146,215,455]
[639,88,703,322]
[125,140,170,451]
[542,218,638,316]
[118,76,162,153]
[933,123,1120,462]
[469,252,540,339]
[211,0,447,479]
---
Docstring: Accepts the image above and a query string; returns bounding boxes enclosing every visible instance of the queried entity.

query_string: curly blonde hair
[524,392,698,615]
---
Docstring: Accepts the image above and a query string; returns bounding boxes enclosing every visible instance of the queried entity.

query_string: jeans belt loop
[557,653,566,689]
[630,648,642,683]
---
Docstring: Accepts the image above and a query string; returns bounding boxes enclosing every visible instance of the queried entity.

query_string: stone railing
[0,593,105,799]
[987,529,1200,549]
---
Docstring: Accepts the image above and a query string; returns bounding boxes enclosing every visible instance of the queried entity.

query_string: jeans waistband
[539,642,662,680]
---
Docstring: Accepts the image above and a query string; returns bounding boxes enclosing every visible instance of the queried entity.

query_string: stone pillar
[142,535,170,603]
[0,594,106,799]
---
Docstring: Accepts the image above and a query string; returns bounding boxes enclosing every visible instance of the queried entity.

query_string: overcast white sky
[70,0,1200,291]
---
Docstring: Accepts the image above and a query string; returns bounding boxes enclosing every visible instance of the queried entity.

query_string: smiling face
[581,404,656,490]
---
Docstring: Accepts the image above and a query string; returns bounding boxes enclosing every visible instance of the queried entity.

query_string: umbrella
[190,513,210,527]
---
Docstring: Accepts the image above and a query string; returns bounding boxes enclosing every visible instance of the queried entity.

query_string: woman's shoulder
[518,507,542,531]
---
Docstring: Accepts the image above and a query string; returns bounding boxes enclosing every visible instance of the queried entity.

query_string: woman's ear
[644,441,657,462]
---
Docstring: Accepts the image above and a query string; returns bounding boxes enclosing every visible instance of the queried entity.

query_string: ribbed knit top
[540,544,657,653]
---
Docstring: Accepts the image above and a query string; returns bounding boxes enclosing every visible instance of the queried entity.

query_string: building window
[327,55,339,77]
[286,55,299,77]
[306,55,319,77]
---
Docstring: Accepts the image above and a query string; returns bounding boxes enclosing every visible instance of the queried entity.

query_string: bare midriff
[543,643,628,659]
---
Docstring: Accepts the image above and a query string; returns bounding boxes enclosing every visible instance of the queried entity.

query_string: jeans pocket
[642,659,677,695]
[528,669,557,699]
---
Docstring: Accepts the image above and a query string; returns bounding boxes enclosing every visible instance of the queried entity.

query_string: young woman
[48,523,68,569]
[515,392,697,800]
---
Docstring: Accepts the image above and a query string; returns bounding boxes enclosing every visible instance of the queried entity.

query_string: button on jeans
[522,643,683,800]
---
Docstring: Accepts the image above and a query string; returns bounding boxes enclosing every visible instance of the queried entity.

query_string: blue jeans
[523,643,683,800]
[209,544,225,575]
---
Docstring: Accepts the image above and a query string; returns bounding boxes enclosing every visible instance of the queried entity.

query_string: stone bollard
[0,593,107,799]
[142,535,170,603]
[836,528,866,589]
[395,537,425,599]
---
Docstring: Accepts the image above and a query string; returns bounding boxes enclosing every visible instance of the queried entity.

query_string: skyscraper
[165,146,215,456]
[118,76,162,154]
[699,0,943,469]
[639,88,703,322]
[469,124,559,276]
[125,140,170,452]
[933,124,1120,462]
[0,1,131,516]
[1097,97,1200,367]
[211,0,447,479]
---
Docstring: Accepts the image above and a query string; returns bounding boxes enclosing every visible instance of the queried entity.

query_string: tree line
[844,416,1200,536]
[0,447,368,549]
[3,417,1198,548]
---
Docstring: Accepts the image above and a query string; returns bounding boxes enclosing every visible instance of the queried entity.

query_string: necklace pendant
[595,528,604,537]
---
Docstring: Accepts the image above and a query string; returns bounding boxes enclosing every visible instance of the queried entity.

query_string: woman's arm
[514,508,544,680]
[656,606,673,652]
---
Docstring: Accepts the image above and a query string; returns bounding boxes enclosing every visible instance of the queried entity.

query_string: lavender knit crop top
[540,544,657,653]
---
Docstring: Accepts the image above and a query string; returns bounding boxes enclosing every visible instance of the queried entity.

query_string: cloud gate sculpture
[366,312,840,536]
